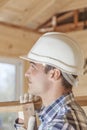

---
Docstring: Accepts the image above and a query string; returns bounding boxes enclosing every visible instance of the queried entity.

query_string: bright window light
[0,57,24,130]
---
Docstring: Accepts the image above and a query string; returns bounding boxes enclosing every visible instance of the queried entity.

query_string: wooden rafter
[38,8,87,33]
[73,10,79,28]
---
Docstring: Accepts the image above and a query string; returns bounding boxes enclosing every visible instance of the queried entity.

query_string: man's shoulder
[53,101,87,130]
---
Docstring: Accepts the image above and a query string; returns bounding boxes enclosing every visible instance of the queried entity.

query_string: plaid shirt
[38,92,87,130]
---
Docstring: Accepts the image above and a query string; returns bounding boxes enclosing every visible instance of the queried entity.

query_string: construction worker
[21,32,87,130]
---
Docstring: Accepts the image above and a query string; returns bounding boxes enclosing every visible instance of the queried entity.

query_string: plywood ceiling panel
[0,0,87,29]
[0,0,9,7]
[0,23,40,57]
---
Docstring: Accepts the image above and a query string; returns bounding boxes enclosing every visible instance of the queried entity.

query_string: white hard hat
[20,32,84,76]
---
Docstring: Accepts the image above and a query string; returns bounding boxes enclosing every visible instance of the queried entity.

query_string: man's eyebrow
[30,62,36,65]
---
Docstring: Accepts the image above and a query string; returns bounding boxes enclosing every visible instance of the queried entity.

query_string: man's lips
[26,78,32,84]
[29,80,32,84]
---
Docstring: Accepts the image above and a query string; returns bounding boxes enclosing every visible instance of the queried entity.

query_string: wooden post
[73,10,79,28]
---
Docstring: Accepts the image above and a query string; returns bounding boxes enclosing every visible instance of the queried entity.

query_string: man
[21,32,87,130]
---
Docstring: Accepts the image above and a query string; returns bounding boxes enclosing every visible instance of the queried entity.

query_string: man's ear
[53,69,61,80]
[49,69,61,80]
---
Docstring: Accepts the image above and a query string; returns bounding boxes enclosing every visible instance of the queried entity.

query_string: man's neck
[40,86,71,107]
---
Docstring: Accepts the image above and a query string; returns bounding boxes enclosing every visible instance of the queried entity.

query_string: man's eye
[31,64,35,68]
[30,63,38,70]
[31,64,37,70]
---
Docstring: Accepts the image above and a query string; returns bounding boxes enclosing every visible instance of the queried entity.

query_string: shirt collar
[38,92,75,124]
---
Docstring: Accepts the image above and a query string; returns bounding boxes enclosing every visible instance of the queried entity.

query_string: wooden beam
[0,96,87,112]
[75,96,87,106]
[58,12,73,23]
[38,21,84,33]
[73,10,79,28]
[0,101,23,112]
[56,21,84,32]
[0,99,42,112]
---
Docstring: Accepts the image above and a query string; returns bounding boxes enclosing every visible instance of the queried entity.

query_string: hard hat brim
[20,55,30,61]
[20,52,83,76]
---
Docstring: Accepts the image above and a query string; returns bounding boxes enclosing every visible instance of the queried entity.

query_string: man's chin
[28,85,43,96]
[29,89,40,96]
[28,88,36,95]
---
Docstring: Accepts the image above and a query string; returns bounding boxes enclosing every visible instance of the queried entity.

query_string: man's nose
[25,68,31,77]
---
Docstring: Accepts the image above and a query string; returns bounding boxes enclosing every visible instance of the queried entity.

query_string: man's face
[25,62,50,96]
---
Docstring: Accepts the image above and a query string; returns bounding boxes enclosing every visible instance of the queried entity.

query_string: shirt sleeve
[44,122,75,130]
